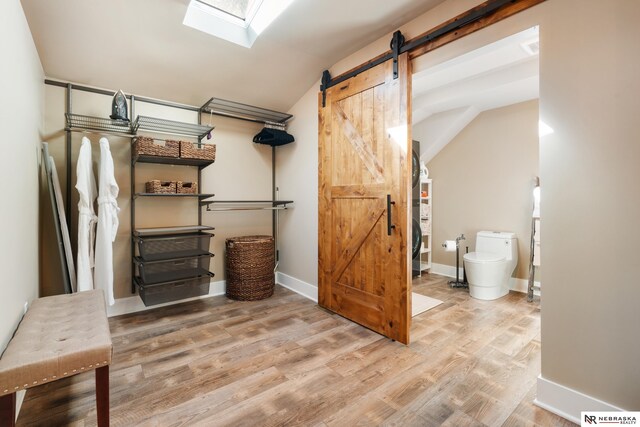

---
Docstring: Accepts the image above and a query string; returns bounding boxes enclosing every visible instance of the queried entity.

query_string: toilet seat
[463,252,505,263]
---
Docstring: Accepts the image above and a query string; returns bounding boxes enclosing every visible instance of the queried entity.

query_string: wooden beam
[408,0,546,59]
[326,0,545,86]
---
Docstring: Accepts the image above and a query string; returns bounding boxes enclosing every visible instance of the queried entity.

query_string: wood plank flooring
[17,274,575,426]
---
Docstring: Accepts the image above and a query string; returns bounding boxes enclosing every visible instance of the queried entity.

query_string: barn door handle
[387,194,396,235]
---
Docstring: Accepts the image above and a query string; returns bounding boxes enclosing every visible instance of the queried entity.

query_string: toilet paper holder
[442,234,468,289]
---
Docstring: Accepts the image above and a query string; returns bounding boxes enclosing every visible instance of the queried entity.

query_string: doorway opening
[410,26,541,315]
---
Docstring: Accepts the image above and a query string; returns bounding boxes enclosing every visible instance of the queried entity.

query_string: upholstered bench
[0,290,112,426]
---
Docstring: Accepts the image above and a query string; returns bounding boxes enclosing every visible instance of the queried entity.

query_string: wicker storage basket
[225,235,274,301]
[180,141,216,161]
[134,137,179,158]
[145,180,176,194]
[177,181,198,194]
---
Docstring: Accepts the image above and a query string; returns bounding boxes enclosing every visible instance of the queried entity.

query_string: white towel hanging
[76,137,98,292]
[94,137,120,306]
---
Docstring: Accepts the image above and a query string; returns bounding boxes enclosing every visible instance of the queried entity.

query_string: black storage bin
[135,232,212,261]
[135,253,213,284]
[135,274,213,306]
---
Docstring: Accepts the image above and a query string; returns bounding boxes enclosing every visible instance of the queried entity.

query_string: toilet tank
[476,231,517,261]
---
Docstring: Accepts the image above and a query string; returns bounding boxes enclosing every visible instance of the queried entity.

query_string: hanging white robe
[76,137,98,292]
[94,137,120,306]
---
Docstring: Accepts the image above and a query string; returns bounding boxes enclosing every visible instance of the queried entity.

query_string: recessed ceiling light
[521,38,540,56]
[184,0,295,48]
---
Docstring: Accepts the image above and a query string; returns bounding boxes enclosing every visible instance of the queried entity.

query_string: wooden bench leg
[95,366,109,427]
[0,393,16,427]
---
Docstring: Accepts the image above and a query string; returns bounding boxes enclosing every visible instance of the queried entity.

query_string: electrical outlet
[23,302,28,315]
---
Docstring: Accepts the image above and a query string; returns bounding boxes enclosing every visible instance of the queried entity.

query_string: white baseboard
[535,375,624,424]
[511,277,541,296]
[107,280,226,317]
[276,272,318,302]
[108,273,319,318]
[430,262,540,295]
[430,262,464,279]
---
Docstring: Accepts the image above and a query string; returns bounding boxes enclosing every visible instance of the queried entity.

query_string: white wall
[424,100,539,280]
[537,0,640,412]
[0,0,44,351]
[200,115,273,281]
[278,85,319,288]
[278,0,640,416]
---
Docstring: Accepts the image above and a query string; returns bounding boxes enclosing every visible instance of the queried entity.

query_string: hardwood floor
[18,274,575,426]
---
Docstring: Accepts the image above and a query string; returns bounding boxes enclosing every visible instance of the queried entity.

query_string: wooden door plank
[332,203,385,282]
[333,102,384,183]
[361,88,375,181]
[382,54,411,344]
[328,64,386,102]
[331,283,385,330]
[318,92,332,308]
[372,85,386,300]
[331,184,387,199]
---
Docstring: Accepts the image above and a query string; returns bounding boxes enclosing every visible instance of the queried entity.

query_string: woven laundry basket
[225,235,275,301]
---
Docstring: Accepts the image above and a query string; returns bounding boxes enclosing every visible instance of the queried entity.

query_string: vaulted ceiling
[412,27,540,162]
[21,0,445,111]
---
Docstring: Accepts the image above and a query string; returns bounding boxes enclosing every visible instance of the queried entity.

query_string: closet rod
[202,200,292,204]
[45,79,200,113]
[67,128,134,138]
[205,206,289,212]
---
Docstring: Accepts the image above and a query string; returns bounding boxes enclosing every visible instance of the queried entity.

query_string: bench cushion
[0,290,112,396]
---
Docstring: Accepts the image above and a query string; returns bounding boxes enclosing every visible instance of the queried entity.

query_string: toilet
[463,231,518,300]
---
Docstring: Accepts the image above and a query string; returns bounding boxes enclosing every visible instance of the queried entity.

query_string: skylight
[184,0,295,48]
[198,0,260,21]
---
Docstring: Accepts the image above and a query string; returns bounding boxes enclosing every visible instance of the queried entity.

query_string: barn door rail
[320,0,545,106]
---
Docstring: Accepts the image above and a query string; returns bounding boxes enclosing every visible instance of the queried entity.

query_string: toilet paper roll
[443,240,457,252]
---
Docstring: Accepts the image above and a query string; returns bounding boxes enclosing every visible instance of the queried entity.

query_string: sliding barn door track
[320,0,545,106]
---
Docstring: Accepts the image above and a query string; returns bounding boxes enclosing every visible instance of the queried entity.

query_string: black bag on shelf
[253,128,294,146]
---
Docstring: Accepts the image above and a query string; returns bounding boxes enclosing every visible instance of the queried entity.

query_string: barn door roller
[390,30,405,80]
[319,29,403,107]
[320,70,331,108]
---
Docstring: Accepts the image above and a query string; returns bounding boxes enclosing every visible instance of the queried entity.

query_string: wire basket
[135,232,213,261]
[134,137,180,158]
[177,181,198,194]
[135,254,212,284]
[180,141,216,161]
[136,274,212,306]
[225,235,274,301]
[145,180,176,194]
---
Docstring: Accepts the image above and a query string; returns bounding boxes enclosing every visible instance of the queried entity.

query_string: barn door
[318,54,412,344]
